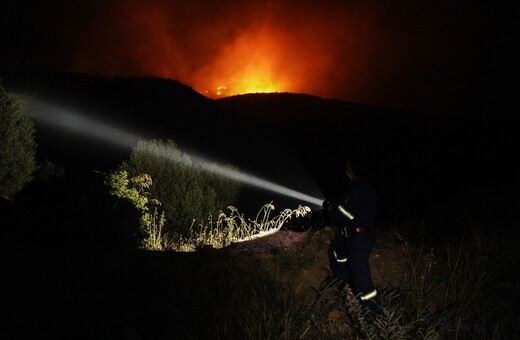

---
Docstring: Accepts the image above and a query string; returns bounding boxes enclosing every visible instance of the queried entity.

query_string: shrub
[119,139,240,235]
[0,84,37,199]
[105,170,166,249]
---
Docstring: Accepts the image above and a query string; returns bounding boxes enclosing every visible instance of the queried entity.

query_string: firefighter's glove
[322,200,336,211]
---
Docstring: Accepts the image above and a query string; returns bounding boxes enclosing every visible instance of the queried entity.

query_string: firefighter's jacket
[330,176,377,232]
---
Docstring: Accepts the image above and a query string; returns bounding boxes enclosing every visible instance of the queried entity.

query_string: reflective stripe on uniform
[337,205,355,220]
[333,250,347,263]
[360,289,378,301]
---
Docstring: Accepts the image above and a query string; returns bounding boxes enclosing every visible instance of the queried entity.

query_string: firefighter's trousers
[331,231,381,311]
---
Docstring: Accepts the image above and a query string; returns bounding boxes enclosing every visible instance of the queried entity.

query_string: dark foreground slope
[4,221,519,339]
[2,224,405,339]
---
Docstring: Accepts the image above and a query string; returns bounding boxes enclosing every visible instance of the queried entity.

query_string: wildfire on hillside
[60,1,362,100]
[204,85,230,98]
[195,26,289,98]
[9,1,499,114]
[202,71,282,99]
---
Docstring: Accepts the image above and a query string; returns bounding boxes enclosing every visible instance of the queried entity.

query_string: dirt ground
[229,226,407,300]
[226,226,408,338]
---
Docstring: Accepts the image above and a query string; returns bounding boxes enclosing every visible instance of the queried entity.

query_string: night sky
[2,0,517,117]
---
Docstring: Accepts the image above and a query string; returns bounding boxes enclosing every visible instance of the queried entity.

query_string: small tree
[119,139,240,235]
[0,84,37,199]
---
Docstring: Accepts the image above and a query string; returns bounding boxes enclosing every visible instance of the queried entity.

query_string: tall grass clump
[357,290,440,340]
[377,213,519,339]
[309,278,440,339]
[208,274,313,339]
[167,203,311,251]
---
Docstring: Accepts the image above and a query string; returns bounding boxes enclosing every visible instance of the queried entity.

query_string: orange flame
[195,26,289,98]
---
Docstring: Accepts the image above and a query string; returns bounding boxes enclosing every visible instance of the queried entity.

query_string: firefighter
[323,157,381,313]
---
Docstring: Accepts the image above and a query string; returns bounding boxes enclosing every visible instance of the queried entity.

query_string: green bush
[0,84,37,199]
[119,139,240,235]
[105,170,165,249]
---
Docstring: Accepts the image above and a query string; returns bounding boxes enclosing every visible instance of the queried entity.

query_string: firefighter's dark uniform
[328,176,381,311]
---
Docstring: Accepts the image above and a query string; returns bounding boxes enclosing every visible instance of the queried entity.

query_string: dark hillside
[0,71,284,173]
[0,71,319,216]
[1,71,515,223]
[219,93,517,225]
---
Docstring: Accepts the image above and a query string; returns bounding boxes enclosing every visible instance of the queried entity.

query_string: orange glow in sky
[197,27,289,97]
[66,1,357,101]
[59,0,420,108]
[7,0,508,115]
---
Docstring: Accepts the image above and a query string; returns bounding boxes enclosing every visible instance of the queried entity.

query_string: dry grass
[164,203,311,252]
[138,206,519,339]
